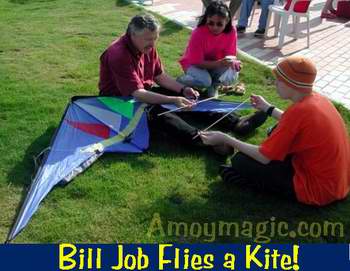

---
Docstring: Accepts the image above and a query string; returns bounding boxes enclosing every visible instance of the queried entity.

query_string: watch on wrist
[266,106,275,117]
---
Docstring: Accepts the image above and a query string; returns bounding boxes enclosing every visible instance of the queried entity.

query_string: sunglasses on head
[207,21,225,27]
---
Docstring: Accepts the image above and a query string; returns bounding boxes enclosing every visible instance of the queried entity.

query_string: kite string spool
[193,97,251,140]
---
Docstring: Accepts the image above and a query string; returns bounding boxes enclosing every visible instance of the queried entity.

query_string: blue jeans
[238,0,274,30]
[179,66,238,88]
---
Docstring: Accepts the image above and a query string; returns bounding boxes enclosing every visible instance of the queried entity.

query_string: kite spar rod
[157,94,228,117]
[192,97,251,140]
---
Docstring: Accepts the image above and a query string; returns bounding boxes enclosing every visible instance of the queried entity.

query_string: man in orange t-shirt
[200,55,350,206]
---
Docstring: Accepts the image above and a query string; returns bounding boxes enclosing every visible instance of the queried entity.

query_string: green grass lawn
[1,0,350,243]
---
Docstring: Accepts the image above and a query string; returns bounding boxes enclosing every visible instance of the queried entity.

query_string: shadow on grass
[138,179,350,243]
[101,151,157,172]
[7,126,56,187]
[116,0,130,7]
[160,20,184,37]
[149,125,226,178]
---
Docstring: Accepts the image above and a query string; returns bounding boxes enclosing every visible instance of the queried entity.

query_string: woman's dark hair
[197,0,233,33]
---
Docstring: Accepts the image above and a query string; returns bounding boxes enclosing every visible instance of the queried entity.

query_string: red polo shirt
[98,34,163,96]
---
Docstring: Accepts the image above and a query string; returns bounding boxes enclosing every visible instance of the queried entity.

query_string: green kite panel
[98,97,135,119]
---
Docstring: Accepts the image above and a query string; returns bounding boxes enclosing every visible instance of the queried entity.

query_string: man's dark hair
[197,0,233,33]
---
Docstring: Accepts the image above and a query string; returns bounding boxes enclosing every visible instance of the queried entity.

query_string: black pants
[223,152,296,200]
[147,87,240,146]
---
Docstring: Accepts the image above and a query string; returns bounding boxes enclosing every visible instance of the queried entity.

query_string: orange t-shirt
[260,93,350,206]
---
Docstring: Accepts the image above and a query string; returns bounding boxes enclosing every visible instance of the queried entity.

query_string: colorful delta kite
[7,96,251,242]
[7,96,149,242]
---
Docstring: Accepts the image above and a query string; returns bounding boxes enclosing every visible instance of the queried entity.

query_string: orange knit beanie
[272,55,317,93]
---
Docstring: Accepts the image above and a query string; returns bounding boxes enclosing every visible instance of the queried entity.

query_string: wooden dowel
[192,97,251,140]
[157,94,227,117]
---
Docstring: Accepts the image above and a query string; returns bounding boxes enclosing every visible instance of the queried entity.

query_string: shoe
[233,110,268,136]
[254,28,265,37]
[321,12,337,19]
[236,26,246,33]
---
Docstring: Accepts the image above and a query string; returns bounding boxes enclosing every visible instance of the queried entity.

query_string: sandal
[217,82,246,96]
[233,82,246,95]
[217,85,234,93]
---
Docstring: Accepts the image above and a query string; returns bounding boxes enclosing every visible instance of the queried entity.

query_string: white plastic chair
[265,0,311,49]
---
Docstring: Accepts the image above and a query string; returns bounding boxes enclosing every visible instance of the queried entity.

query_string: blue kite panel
[48,103,109,163]
[161,100,252,113]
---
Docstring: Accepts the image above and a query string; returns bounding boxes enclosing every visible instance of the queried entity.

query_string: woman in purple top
[178,0,241,97]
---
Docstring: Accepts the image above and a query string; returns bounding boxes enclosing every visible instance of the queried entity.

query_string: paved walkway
[140,0,350,108]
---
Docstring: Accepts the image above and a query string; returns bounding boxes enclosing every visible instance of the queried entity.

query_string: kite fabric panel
[7,97,148,242]
[161,100,252,112]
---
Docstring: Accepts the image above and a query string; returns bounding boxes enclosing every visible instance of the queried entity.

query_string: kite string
[193,97,251,140]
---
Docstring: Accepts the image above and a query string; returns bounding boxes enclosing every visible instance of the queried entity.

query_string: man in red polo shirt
[99,14,267,149]
[200,56,350,206]
[99,14,199,107]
